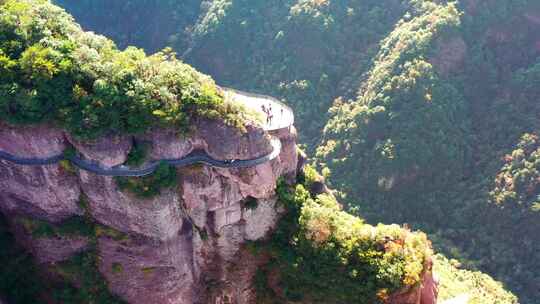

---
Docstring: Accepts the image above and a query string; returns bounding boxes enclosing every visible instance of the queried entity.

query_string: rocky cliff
[0,117,297,303]
[0,116,440,303]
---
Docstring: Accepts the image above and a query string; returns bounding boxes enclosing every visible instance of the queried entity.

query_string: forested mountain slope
[53,0,202,53]
[317,1,540,302]
[186,0,414,146]
[1,1,508,303]
[36,0,540,302]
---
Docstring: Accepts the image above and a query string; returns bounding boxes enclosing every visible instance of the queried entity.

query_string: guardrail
[0,150,64,165]
[0,138,282,177]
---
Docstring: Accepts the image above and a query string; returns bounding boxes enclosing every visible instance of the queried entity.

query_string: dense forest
[3,0,539,302]
[54,0,202,54]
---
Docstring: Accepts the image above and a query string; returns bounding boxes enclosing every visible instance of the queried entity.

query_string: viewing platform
[222,87,294,131]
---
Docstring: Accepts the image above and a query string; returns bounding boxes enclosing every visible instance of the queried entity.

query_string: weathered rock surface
[197,119,273,160]
[79,172,185,241]
[0,119,298,304]
[0,123,82,222]
[243,197,281,241]
[4,214,89,264]
[138,128,197,159]
[0,119,436,304]
[98,234,196,304]
[67,133,132,167]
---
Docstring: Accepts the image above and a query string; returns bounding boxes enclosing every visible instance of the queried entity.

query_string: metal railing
[0,138,282,177]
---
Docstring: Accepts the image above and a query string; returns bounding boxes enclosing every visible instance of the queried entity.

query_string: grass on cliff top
[253,165,432,303]
[434,254,518,304]
[0,0,256,140]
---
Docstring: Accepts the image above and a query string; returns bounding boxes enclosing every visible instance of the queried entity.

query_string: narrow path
[0,89,293,177]
[67,138,281,177]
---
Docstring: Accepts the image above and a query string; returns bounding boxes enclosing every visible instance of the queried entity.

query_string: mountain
[0,1,435,303]
[0,0,529,303]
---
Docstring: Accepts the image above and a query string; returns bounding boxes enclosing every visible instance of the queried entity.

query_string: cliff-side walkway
[0,89,294,177]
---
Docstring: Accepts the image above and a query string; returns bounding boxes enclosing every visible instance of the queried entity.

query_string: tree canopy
[0,0,250,139]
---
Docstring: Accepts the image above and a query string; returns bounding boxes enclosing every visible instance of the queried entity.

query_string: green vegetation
[3,0,539,302]
[115,162,178,198]
[59,159,77,174]
[180,0,536,301]
[0,213,126,304]
[94,224,130,243]
[0,214,45,303]
[141,267,156,276]
[317,1,467,209]
[253,167,431,303]
[17,215,94,238]
[111,262,123,275]
[186,0,414,146]
[241,196,259,210]
[0,0,251,140]
[52,250,126,303]
[433,254,517,304]
[490,133,540,212]
[125,141,150,167]
[53,0,202,53]
[0,191,131,303]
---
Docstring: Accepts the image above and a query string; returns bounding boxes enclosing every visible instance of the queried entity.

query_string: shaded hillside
[317,1,540,302]
[186,0,414,146]
[180,2,540,299]
[53,0,202,53]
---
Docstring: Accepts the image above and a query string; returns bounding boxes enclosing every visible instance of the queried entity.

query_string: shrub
[0,214,125,304]
[17,216,94,239]
[241,196,259,210]
[254,166,431,303]
[125,141,150,167]
[53,250,126,303]
[115,162,178,198]
[433,254,517,304]
[490,133,540,212]
[0,0,252,140]
[111,263,123,275]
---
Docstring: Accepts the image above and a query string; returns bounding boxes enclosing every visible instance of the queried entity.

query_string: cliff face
[0,118,436,304]
[0,119,296,304]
